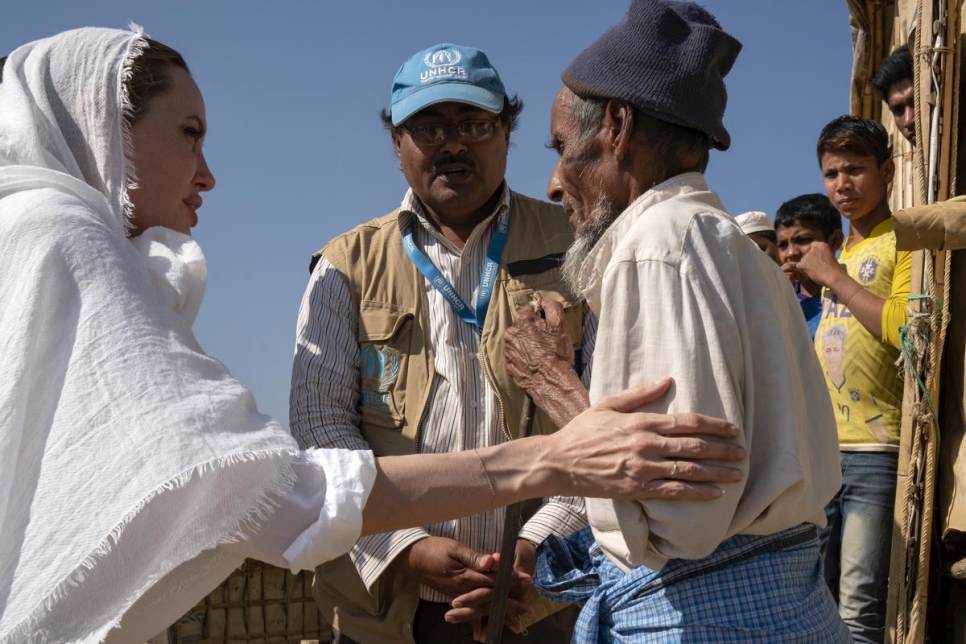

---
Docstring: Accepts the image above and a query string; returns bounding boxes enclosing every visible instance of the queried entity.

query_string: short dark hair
[816,115,890,166]
[871,44,914,102]
[570,94,710,175]
[379,95,524,136]
[775,193,842,239]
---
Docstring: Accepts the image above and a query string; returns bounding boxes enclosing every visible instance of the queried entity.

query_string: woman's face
[127,65,215,236]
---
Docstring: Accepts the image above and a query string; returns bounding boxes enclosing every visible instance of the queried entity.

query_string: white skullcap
[735,211,774,235]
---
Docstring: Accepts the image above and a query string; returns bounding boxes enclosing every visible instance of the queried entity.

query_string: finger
[506,614,526,635]
[450,586,494,609]
[660,435,746,462]
[638,411,739,440]
[447,594,533,620]
[508,574,532,596]
[636,480,732,501]
[492,550,532,580]
[452,569,498,590]
[445,604,487,623]
[512,571,532,585]
[472,618,485,642]
[661,411,741,438]
[594,379,674,412]
[542,299,566,326]
[660,459,744,484]
[459,548,497,573]
[511,306,538,326]
[450,585,534,610]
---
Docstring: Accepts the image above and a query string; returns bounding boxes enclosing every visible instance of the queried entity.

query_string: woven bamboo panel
[164,559,330,644]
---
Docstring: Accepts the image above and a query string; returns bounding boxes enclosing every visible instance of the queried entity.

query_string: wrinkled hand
[549,378,746,501]
[504,301,574,395]
[391,536,505,599]
[792,241,842,288]
[504,300,589,427]
[445,539,537,639]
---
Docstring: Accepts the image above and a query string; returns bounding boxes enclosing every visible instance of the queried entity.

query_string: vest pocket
[357,301,414,435]
[505,272,584,348]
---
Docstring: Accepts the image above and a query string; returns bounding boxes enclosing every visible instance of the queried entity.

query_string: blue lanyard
[402,197,512,335]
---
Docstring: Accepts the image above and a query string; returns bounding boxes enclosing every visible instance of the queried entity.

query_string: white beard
[561,195,617,294]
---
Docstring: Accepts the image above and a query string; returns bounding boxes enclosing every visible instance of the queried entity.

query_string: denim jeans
[819,451,898,644]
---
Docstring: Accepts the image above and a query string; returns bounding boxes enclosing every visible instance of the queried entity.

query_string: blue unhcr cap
[390,43,507,126]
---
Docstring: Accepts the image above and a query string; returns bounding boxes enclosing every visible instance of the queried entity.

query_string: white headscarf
[0,28,308,642]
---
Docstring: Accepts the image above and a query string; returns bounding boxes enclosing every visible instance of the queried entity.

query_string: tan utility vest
[312,192,582,642]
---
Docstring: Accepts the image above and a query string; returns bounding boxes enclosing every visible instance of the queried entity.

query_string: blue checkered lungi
[533,524,850,643]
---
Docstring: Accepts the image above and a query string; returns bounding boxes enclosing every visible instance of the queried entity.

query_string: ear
[881,158,896,183]
[828,229,845,252]
[602,99,635,162]
[392,131,403,158]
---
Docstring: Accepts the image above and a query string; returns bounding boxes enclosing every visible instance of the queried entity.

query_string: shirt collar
[842,216,895,256]
[397,183,510,251]
[577,172,711,313]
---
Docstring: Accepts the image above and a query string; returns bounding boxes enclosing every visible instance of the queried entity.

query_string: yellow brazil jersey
[814,218,912,450]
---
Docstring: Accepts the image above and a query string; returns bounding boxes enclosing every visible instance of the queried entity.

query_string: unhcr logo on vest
[360,345,399,413]
[421,48,466,83]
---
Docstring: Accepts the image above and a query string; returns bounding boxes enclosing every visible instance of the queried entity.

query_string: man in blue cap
[498,1,853,640]
[289,42,745,643]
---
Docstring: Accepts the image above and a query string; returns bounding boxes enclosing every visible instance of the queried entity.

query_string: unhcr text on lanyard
[401,199,512,335]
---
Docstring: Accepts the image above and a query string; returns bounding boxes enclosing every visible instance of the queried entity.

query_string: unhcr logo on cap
[421,48,466,83]
[390,43,508,126]
[424,48,462,68]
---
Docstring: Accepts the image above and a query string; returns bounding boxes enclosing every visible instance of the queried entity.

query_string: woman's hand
[537,378,745,501]
[362,379,745,536]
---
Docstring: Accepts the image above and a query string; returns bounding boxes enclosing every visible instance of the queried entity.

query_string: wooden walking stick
[485,394,536,644]
[487,296,544,644]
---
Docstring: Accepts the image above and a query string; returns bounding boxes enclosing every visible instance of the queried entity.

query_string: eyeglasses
[401,118,501,147]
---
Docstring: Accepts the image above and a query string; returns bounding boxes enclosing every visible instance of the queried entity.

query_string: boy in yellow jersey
[793,115,912,644]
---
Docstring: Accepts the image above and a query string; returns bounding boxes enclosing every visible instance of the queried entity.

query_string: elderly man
[498,1,850,640]
[290,42,744,644]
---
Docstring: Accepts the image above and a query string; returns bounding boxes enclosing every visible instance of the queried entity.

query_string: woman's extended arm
[361,378,745,536]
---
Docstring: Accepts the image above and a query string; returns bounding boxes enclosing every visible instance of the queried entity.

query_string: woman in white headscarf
[0,27,745,643]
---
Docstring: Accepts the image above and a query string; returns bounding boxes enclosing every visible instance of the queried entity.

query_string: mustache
[433,155,475,172]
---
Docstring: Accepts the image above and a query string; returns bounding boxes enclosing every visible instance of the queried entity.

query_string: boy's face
[886,78,916,146]
[748,232,781,265]
[821,151,894,224]
[776,220,840,266]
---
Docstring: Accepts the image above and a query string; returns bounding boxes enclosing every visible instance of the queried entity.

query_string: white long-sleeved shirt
[578,173,842,572]
[290,186,594,600]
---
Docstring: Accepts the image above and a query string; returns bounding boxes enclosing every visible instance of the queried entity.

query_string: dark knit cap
[562,0,742,150]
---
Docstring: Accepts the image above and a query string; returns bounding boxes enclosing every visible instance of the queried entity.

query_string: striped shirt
[290,185,594,601]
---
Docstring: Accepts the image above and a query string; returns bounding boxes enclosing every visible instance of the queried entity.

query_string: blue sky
[3,1,853,423]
